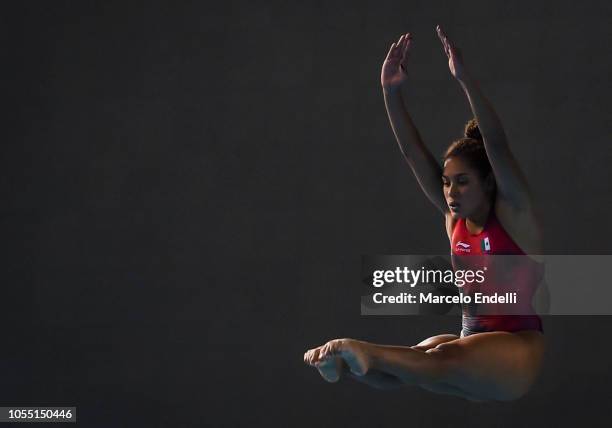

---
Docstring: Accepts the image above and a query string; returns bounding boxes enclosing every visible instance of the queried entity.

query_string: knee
[426,343,536,401]
[426,341,463,359]
[424,342,466,379]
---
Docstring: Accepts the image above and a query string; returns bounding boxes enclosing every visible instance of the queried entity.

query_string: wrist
[458,75,477,91]
[382,84,402,96]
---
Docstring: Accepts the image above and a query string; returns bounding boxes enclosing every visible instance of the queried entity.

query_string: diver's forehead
[442,172,469,179]
[443,157,472,175]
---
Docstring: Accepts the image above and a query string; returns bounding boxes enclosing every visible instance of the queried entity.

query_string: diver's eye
[457,178,469,185]
[442,179,450,187]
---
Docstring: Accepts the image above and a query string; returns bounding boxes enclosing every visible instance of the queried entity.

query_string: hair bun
[464,118,482,140]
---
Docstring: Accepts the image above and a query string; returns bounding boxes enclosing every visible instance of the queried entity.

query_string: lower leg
[307,331,544,401]
[317,339,455,386]
[325,340,481,399]
[366,342,457,385]
[309,340,478,398]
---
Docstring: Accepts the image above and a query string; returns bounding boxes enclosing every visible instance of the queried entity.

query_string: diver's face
[442,157,491,218]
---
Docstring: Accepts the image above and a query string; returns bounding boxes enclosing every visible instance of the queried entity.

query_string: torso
[450,210,543,336]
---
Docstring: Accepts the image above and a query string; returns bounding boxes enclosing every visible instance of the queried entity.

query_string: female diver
[303,26,545,402]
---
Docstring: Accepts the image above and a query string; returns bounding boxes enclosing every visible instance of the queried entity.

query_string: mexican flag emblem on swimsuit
[481,236,491,252]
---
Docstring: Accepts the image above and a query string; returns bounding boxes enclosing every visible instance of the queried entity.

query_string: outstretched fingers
[436,25,452,56]
[385,32,411,62]
[437,25,460,57]
[400,33,412,71]
[386,34,404,60]
[385,42,397,61]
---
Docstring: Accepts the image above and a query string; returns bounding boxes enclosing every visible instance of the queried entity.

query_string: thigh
[411,333,460,351]
[429,330,545,401]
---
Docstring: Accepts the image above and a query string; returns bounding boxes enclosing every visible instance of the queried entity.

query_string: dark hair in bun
[443,118,492,181]
[463,118,482,140]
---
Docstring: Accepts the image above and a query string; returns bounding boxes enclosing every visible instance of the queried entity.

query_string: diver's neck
[465,203,493,234]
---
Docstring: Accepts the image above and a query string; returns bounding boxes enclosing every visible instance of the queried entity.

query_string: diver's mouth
[448,201,461,212]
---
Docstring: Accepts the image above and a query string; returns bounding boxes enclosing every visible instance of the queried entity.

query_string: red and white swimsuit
[451,211,543,336]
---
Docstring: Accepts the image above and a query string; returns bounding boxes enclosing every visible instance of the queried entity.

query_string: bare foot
[304,346,342,382]
[319,339,371,376]
[315,357,343,383]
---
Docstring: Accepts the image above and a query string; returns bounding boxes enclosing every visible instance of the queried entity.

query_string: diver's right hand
[381,33,412,90]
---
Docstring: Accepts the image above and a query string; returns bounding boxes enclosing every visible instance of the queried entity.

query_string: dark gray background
[3,0,611,426]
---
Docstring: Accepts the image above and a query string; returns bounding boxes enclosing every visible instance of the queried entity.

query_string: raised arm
[381,33,448,215]
[436,25,532,208]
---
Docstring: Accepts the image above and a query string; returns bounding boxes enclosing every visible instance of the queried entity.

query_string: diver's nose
[448,182,460,198]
